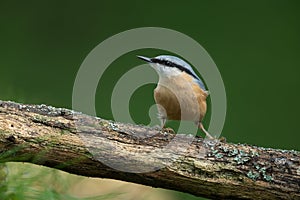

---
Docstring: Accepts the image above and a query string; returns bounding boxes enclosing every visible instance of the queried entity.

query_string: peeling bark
[0,100,299,200]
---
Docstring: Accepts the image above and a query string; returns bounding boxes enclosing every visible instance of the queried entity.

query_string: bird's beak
[137,55,152,63]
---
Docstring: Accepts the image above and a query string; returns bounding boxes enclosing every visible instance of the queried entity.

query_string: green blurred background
[0,1,299,199]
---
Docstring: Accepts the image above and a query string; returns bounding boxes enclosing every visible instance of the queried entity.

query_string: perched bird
[137,55,213,139]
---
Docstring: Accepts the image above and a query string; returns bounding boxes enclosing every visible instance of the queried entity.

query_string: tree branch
[0,100,299,199]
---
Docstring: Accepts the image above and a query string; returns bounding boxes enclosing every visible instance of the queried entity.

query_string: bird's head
[137,55,207,90]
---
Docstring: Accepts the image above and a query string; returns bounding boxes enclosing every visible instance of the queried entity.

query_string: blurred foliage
[0,163,120,200]
[0,0,299,199]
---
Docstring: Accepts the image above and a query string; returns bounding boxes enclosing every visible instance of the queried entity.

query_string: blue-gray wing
[194,78,207,91]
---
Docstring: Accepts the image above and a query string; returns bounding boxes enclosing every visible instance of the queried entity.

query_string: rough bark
[0,100,299,200]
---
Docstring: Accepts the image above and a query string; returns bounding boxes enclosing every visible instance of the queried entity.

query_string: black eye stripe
[151,58,199,80]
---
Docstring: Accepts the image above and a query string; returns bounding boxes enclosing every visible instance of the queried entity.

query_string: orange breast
[154,85,181,120]
[154,73,208,123]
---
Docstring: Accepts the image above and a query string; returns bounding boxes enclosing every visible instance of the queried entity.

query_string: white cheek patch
[156,64,181,78]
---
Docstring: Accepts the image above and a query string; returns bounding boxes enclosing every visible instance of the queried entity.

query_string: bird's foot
[162,127,175,134]
[219,136,226,143]
[198,122,215,139]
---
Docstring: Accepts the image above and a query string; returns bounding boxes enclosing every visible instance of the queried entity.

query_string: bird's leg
[161,118,174,133]
[160,117,166,129]
[156,105,174,133]
[156,104,167,129]
[198,122,214,139]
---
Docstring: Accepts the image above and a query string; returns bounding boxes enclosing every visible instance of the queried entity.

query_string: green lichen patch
[218,146,229,153]
[239,150,249,157]
[228,148,239,157]
[212,149,219,155]
[247,170,260,180]
[215,153,223,159]
[108,122,119,131]
[250,149,259,157]
[263,174,273,182]
[32,115,48,123]
[99,120,109,127]
[248,163,273,182]
[207,146,223,158]
[208,145,260,165]
[234,155,251,164]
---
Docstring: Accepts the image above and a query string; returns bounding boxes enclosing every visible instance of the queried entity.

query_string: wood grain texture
[0,100,299,200]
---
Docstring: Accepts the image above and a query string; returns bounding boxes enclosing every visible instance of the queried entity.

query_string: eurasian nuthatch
[137,55,213,139]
